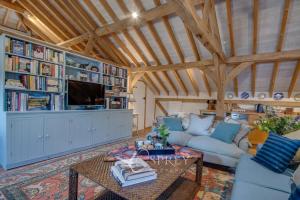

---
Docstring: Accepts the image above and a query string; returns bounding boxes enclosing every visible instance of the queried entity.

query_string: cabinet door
[69,115,92,149]
[44,115,70,156]
[7,116,44,164]
[91,113,109,145]
[109,111,132,141]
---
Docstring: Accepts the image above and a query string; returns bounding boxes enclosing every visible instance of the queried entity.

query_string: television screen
[68,80,105,105]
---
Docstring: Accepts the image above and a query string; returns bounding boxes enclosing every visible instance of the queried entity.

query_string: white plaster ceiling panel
[237,67,251,92]
[215,0,231,57]
[257,0,284,53]
[255,63,273,92]
[156,71,175,95]
[167,70,183,95]
[231,0,252,56]
[178,69,195,95]
[168,15,195,62]
[274,61,297,92]
[152,19,180,64]
[140,25,168,65]
[283,0,300,51]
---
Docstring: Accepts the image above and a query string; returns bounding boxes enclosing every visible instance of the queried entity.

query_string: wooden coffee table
[69,154,203,200]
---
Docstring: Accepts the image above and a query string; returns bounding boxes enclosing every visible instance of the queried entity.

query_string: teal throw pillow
[211,122,241,144]
[163,117,183,131]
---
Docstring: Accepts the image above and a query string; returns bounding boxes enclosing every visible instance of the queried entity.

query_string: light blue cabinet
[1,110,132,169]
[109,111,132,140]
[91,113,109,145]
[44,115,70,156]
[69,115,91,149]
[7,116,44,164]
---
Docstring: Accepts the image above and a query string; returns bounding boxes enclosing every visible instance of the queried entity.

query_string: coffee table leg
[69,168,78,200]
[195,158,203,186]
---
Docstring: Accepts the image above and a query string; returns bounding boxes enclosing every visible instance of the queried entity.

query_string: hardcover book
[32,44,44,59]
[11,40,25,55]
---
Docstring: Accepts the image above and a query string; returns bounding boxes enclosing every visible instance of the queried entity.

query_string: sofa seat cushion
[186,136,245,159]
[231,180,290,200]
[236,155,292,193]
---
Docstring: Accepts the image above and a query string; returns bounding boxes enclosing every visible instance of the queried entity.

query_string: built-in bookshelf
[0,34,128,112]
[65,53,128,109]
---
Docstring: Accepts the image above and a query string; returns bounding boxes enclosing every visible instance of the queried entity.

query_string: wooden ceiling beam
[288,61,300,98]
[2,9,9,26]
[84,34,95,55]
[19,0,68,41]
[0,0,25,13]
[226,49,300,64]
[269,0,291,97]
[171,0,225,61]
[132,49,300,73]
[225,62,254,84]
[201,71,212,97]
[57,32,90,47]
[251,0,259,97]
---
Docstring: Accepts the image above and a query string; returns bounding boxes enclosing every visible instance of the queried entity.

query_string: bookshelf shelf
[65,65,102,74]
[5,87,63,94]
[5,52,64,66]
[5,70,64,80]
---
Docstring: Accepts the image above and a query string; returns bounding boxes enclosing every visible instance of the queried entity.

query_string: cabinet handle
[38,135,43,140]
[45,134,50,139]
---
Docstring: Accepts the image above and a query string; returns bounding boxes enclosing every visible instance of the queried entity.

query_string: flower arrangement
[255,115,300,135]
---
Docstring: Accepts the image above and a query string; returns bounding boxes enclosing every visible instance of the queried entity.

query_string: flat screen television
[68,80,105,106]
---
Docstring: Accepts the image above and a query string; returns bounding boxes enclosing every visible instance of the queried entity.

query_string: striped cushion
[252,132,300,173]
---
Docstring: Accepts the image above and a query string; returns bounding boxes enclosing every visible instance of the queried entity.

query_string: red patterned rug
[0,138,233,200]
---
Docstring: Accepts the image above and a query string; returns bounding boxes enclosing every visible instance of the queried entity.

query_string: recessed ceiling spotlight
[132,12,138,19]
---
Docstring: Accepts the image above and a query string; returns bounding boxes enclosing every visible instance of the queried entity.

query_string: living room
[1,0,300,200]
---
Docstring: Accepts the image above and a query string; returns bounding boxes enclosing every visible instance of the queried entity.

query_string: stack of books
[111,158,157,187]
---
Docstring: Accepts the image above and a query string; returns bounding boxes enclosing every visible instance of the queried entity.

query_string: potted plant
[255,115,300,135]
[157,124,169,147]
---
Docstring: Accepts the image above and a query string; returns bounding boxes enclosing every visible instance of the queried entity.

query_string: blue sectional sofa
[231,154,292,200]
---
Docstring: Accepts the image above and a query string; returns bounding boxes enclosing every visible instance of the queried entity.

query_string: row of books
[6,92,28,111]
[5,37,64,64]
[45,48,64,64]
[103,63,127,78]
[103,76,127,87]
[19,75,62,92]
[111,158,157,187]
[6,92,64,111]
[5,56,64,79]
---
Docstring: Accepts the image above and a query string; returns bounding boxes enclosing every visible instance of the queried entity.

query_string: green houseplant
[255,115,300,135]
[157,124,169,146]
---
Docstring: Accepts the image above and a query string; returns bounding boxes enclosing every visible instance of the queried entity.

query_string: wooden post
[213,54,226,118]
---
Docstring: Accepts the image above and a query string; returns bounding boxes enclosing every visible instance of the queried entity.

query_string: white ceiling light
[132,12,138,19]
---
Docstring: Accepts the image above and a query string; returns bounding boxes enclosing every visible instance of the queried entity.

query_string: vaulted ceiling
[0,0,300,97]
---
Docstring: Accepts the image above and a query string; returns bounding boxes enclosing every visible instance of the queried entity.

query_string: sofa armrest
[239,138,251,152]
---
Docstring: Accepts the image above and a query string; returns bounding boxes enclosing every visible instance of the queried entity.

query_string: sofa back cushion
[252,132,300,173]
[167,131,192,146]
[185,114,214,136]
[163,117,183,131]
[210,122,241,144]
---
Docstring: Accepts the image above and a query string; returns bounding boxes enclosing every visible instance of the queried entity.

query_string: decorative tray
[134,141,175,155]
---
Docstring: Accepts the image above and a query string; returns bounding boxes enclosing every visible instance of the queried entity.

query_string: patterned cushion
[252,132,300,173]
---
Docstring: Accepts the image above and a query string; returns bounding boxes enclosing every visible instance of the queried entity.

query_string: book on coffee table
[111,158,157,187]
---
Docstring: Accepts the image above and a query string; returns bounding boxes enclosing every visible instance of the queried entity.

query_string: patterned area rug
[0,138,234,200]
